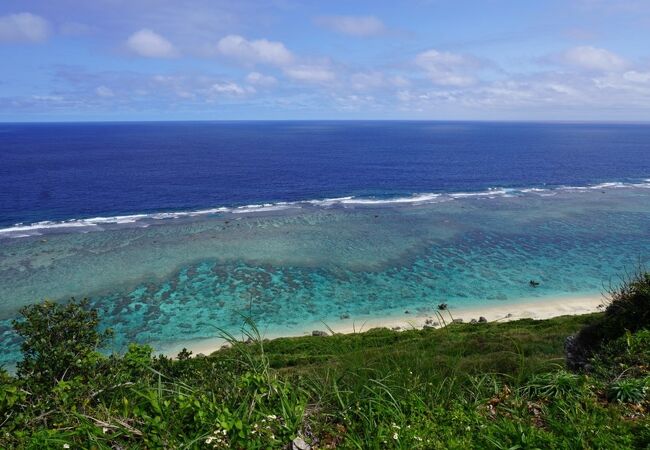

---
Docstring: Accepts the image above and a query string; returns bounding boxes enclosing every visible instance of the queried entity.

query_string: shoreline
[159,294,606,357]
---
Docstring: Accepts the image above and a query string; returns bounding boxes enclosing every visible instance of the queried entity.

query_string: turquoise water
[1,185,650,365]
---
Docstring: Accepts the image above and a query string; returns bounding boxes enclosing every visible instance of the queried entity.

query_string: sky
[1,0,650,121]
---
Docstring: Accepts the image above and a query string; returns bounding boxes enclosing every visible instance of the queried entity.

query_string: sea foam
[2,179,649,239]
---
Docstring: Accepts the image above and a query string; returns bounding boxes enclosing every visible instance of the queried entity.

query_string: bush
[12,298,112,388]
[568,271,650,370]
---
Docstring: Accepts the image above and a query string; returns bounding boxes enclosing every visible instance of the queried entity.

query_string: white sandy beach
[160,294,606,357]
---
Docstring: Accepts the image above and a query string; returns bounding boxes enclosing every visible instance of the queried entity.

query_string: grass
[3,309,648,449]
[7,262,650,450]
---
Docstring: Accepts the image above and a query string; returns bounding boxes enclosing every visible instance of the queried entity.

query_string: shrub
[569,271,650,369]
[12,298,112,388]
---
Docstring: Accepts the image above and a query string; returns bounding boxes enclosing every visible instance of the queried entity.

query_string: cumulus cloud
[392,64,650,119]
[415,49,478,86]
[209,82,253,96]
[284,65,336,83]
[216,35,293,66]
[246,72,277,87]
[315,15,386,37]
[561,46,627,72]
[126,29,177,58]
[0,12,49,43]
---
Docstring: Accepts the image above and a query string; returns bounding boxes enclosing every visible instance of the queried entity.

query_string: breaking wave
[2,179,649,239]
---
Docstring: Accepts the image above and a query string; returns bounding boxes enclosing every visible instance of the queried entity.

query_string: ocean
[1,121,650,365]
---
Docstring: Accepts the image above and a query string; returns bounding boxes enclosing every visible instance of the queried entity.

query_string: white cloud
[31,95,64,102]
[209,82,253,96]
[415,49,477,86]
[623,70,650,83]
[562,46,626,72]
[284,65,336,83]
[316,15,386,37]
[126,29,176,58]
[350,72,385,90]
[246,72,277,87]
[0,12,49,43]
[216,35,293,66]
[95,86,114,97]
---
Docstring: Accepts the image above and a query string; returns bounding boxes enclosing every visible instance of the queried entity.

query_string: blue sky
[1,0,650,121]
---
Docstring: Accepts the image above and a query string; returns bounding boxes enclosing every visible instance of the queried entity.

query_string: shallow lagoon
[1,185,650,365]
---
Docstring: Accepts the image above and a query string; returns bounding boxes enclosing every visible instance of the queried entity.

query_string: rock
[505,313,513,318]
[452,318,463,324]
[391,326,402,331]
[404,310,411,314]
[423,324,435,329]
[340,313,350,320]
[312,330,328,337]
[565,334,591,372]
[292,436,311,450]
[478,316,488,323]
[470,318,478,324]
[220,344,230,350]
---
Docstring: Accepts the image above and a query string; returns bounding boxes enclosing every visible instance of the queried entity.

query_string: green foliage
[608,378,649,404]
[521,369,584,399]
[12,298,112,387]
[574,270,650,357]
[1,298,648,449]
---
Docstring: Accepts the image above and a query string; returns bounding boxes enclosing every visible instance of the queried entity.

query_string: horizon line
[2,118,650,125]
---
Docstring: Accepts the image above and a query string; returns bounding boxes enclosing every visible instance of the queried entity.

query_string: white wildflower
[63,445,70,449]
[393,432,399,440]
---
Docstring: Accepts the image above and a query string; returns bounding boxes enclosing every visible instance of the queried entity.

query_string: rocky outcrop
[564,334,592,372]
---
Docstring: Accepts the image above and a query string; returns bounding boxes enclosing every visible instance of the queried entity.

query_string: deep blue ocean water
[1,121,650,366]
[2,121,650,227]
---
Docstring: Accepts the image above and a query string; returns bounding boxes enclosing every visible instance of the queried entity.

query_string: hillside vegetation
[1,273,649,449]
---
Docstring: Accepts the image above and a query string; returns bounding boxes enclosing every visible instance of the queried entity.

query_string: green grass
[3,310,648,449]
[262,314,597,375]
